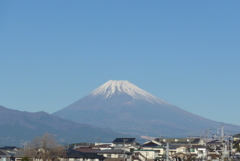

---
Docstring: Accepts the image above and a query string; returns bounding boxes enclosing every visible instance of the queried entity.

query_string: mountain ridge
[53,80,240,137]
[0,105,125,145]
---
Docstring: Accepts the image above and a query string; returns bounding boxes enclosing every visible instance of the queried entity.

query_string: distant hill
[53,80,240,137]
[0,106,125,146]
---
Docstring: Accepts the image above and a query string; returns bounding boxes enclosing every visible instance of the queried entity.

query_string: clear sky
[1,1,240,126]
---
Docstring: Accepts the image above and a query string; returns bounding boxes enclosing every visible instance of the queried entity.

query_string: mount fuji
[53,80,240,137]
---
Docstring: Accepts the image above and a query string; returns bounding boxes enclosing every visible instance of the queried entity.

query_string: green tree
[21,156,31,161]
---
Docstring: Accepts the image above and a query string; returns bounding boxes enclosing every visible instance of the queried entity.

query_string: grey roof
[169,144,187,149]
[14,151,26,158]
[0,151,7,155]
[0,150,12,157]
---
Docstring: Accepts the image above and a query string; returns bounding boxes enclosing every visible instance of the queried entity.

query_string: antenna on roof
[160,135,162,142]
[146,132,148,142]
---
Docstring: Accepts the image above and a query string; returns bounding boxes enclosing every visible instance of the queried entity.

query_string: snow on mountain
[89,80,169,105]
[53,80,240,137]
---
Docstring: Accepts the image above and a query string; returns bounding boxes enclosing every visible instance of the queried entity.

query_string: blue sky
[1,1,240,126]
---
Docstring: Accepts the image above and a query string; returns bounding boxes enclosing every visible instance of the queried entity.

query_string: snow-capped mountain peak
[90,80,169,105]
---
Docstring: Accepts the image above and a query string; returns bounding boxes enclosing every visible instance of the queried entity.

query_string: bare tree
[25,133,66,161]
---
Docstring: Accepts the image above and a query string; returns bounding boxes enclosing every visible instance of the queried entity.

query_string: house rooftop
[0,146,18,151]
[76,147,99,153]
[169,144,187,149]
[112,138,136,144]
[66,150,105,159]
[207,140,222,145]
[141,140,162,148]
[13,151,26,158]
[97,149,132,155]
[233,134,240,138]
[0,151,7,155]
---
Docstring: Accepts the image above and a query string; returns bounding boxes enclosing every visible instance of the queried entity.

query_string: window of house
[190,149,195,152]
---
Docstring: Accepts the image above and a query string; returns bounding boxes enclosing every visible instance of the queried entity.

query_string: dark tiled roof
[141,142,161,147]
[66,150,105,159]
[207,140,222,145]
[76,147,99,153]
[233,134,240,138]
[0,146,18,150]
[112,138,136,144]
[192,138,201,144]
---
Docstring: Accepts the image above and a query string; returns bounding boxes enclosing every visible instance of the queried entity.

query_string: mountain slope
[53,80,240,137]
[0,106,125,146]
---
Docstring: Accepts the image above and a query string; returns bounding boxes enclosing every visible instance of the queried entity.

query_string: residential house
[141,137,207,160]
[0,147,18,153]
[97,138,138,161]
[97,149,132,161]
[133,150,157,161]
[14,151,27,161]
[140,140,165,160]
[168,144,188,161]
[233,134,240,141]
[154,137,206,146]
[112,138,138,152]
[0,146,18,161]
[206,139,228,160]
[0,150,14,161]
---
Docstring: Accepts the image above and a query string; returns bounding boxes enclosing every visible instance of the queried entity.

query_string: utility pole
[205,128,212,160]
[98,137,100,149]
[166,142,169,161]
[188,136,192,160]
[205,128,211,143]
[159,135,162,143]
